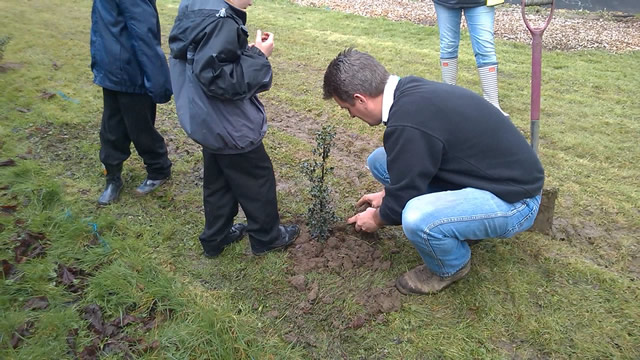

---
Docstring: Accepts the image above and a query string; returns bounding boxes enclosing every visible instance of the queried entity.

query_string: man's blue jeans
[367,147,541,277]
[434,3,497,67]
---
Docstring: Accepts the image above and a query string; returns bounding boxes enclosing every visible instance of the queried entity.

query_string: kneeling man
[323,48,544,295]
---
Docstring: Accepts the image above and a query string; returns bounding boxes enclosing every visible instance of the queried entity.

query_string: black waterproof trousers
[99,88,172,181]
[200,143,281,252]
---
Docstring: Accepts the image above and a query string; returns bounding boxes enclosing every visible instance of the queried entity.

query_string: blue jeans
[433,3,497,67]
[367,147,541,277]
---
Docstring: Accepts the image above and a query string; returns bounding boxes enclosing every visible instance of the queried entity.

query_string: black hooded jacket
[379,76,545,225]
[168,0,272,154]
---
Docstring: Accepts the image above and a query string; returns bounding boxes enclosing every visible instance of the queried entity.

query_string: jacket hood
[169,0,246,60]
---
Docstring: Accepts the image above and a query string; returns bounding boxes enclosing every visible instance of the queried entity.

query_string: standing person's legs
[98,88,128,205]
[99,88,131,182]
[398,188,540,293]
[464,6,508,116]
[200,147,246,257]
[464,5,497,67]
[215,143,287,253]
[434,3,462,85]
[117,92,172,181]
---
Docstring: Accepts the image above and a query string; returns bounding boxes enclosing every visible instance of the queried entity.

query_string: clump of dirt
[285,223,405,328]
[355,286,402,315]
[289,224,391,275]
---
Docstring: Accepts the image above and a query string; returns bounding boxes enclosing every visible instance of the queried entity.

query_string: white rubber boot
[478,64,509,117]
[440,58,458,85]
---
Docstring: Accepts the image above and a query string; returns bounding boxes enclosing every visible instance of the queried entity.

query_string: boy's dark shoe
[203,223,247,258]
[135,177,169,195]
[395,262,470,295]
[252,224,300,256]
[98,180,123,206]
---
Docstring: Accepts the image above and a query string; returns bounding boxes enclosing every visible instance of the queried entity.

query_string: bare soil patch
[283,223,404,341]
[289,224,391,274]
[0,62,23,73]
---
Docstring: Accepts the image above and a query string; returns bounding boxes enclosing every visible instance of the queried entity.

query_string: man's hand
[347,207,384,233]
[252,30,274,57]
[355,189,385,211]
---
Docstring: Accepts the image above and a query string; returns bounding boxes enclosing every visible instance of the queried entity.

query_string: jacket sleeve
[191,18,272,101]
[119,0,173,104]
[378,126,444,225]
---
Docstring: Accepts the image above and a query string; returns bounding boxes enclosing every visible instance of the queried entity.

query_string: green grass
[1,0,639,358]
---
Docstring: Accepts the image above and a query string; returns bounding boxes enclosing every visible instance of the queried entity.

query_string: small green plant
[301,125,339,241]
[0,35,10,62]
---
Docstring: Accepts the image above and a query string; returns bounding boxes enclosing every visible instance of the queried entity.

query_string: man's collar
[382,75,400,125]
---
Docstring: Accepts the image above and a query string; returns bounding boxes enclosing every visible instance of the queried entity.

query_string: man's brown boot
[395,262,470,295]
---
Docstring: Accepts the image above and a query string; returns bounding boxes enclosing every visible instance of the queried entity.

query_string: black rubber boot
[98,179,123,205]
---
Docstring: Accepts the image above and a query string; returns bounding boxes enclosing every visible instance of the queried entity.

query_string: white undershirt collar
[382,75,400,125]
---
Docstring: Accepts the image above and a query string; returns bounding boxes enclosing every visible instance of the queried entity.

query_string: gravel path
[293,0,640,53]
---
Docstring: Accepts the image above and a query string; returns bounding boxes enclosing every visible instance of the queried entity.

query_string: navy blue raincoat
[90,0,172,104]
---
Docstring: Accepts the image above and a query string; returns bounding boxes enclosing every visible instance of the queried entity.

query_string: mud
[355,286,403,315]
[289,224,391,275]
[529,187,559,235]
[285,222,405,326]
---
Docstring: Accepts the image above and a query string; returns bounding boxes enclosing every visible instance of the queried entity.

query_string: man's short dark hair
[323,48,390,105]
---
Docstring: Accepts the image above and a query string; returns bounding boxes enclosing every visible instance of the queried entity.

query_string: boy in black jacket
[323,49,544,295]
[169,0,299,257]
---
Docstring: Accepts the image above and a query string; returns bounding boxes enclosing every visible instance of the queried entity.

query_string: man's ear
[353,93,366,104]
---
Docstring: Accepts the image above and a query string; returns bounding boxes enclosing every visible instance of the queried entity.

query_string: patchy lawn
[1,0,638,358]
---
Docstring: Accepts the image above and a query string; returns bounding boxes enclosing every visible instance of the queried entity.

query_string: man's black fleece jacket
[379,76,545,225]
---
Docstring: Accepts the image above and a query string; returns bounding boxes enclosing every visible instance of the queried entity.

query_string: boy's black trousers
[200,143,281,250]
[99,88,172,181]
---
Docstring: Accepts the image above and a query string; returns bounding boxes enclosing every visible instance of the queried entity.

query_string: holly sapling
[301,125,339,241]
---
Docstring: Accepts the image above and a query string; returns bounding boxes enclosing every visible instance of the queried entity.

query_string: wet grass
[1,0,639,358]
